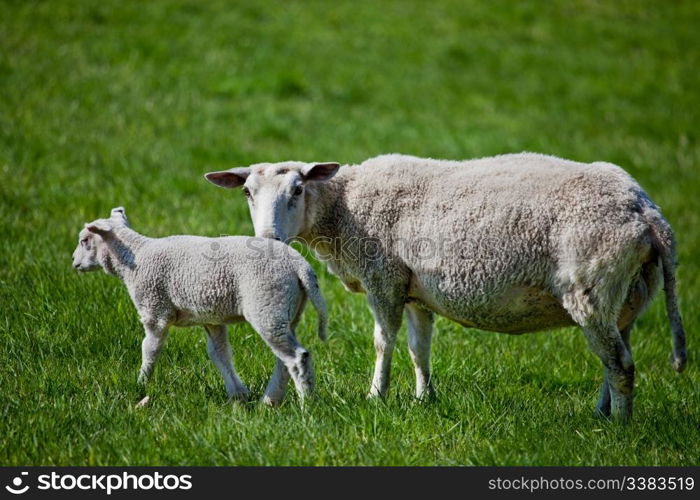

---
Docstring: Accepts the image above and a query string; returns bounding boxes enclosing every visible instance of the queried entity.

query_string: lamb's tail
[297,263,328,341]
[644,204,687,372]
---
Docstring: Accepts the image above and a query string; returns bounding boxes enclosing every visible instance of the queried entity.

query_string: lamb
[205,152,687,420]
[71,207,327,405]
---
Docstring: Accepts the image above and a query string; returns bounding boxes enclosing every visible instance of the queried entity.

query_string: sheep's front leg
[204,325,250,401]
[138,321,169,385]
[405,303,435,400]
[367,294,404,399]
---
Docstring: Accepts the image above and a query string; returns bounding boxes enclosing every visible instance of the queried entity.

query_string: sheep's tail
[643,203,687,372]
[297,263,328,341]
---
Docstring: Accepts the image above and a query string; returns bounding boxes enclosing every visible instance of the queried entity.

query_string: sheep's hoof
[261,395,284,407]
[592,407,611,420]
[135,396,150,409]
[414,391,437,404]
[594,399,611,419]
[593,405,632,423]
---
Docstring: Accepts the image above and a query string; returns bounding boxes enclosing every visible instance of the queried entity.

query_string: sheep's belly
[172,309,245,327]
[411,283,575,334]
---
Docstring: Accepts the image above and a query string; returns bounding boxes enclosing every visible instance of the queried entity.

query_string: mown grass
[0,0,698,465]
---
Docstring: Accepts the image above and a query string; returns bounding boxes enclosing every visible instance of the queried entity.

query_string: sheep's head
[205,162,339,242]
[72,207,129,272]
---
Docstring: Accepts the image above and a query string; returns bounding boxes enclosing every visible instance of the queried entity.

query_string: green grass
[1,0,698,465]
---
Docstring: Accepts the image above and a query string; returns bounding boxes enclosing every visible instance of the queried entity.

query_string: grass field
[1,0,698,466]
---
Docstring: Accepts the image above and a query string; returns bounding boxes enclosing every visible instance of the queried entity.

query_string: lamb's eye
[242,187,251,198]
[80,238,88,246]
[293,185,303,196]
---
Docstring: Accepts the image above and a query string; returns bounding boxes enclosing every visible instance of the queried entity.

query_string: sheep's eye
[80,238,89,246]
[242,187,251,198]
[293,185,303,196]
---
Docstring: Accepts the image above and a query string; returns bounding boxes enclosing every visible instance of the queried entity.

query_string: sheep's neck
[99,227,148,281]
[299,174,346,244]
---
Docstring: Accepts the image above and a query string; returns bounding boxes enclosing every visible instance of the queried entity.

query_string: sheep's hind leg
[583,322,635,421]
[261,300,305,406]
[204,324,250,401]
[257,326,314,402]
[595,323,633,418]
[595,368,612,418]
[405,303,435,400]
[262,358,291,406]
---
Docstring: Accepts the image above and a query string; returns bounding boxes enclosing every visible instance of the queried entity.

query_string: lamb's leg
[405,303,435,400]
[367,294,404,399]
[262,358,290,406]
[204,324,250,401]
[583,322,635,420]
[138,321,169,385]
[596,323,633,417]
[257,326,314,401]
[261,300,306,406]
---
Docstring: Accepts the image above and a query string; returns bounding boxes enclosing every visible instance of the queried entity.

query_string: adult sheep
[205,153,687,419]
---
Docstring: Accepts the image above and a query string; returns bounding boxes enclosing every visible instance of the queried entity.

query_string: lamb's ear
[110,207,126,218]
[302,162,340,182]
[205,168,251,189]
[85,220,112,236]
[110,206,129,226]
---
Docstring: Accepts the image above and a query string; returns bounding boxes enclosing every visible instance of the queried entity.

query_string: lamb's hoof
[261,395,284,407]
[135,396,150,409]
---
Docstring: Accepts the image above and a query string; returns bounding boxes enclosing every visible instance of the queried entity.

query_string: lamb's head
[205,162,339,242]
[72,207,129,271]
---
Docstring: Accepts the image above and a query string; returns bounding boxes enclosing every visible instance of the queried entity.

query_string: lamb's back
[131,236,303,319]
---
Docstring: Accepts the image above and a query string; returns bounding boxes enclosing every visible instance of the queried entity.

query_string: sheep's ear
[110,207,126,218]
[85,220,112,235]
[110,207,129,226]
[302,162,340,182]
[205,168,250,189]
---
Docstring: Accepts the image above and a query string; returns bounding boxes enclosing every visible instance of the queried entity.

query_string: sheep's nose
[261,230,282,241]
